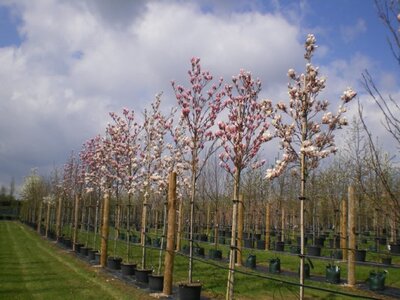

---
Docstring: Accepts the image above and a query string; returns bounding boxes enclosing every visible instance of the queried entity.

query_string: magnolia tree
[266,34,356,299]
[137,94,174,270]
[215,70,274,299]
[172,57,224,284]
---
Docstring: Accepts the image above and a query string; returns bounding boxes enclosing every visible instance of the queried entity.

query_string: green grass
[0,221,153,300]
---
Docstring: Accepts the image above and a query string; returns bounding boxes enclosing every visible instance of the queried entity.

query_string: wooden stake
[163,172,177,295]
[236,194,244,266]
[265,202,271,250]
[73,194,80,251]
[340,198,348,260]
[347,185,356,287]
[100,190,110,268]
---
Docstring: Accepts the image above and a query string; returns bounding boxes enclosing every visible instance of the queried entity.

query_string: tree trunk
[56,196,62,240]
[100,190,110,268]
[348,185,356,287]
[37,200,43,234]
[163,172,177,295]
[176,198,183,251]
[226,169,240,300]
[236,194,244,267]
[281,207,285,242]
[340,198,348,260]
[141,193,149,269]
[45,202,51,238]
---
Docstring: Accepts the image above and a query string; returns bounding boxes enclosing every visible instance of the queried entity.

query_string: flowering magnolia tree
[171,57,224,283]
[215,70,274,299]
[137,93,174,269]
[266,34,356,299]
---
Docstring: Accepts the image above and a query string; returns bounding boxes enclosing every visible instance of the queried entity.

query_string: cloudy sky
[0,0,397,193]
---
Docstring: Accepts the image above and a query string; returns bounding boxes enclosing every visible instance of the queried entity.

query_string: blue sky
[0,0,397,192]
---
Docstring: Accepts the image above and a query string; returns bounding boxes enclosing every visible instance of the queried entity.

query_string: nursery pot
[208,249,222,260]
[326,265,340,284]
[315,237,325,247]
[107,257,122,270]
[331,250,343,260]
[275,241,285,252]
[307,245,321,257]
[298,263,310,279]
[178,282,202,300]
[63,238,72,248]
[244,239,254,249]
[88,250,98,261]
[390,244,400,254]
[297,236,308,245]
[148,274,164,291]
[121,263,136,276]
[381,257,392,265]
[74,243,84,253]
[256,240,265,250]
[368,271,386,291]
[194,247,205,257]
[80,247,90,256]
[135,268,152,283]
[355,249,367,262]
[269,258,281,273]
[290,245,301,254]
[200,234,208,242]
[245,254,256,269]
[94,252,101,264]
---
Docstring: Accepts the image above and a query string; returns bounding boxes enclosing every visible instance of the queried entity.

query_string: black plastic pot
[80,247,90,256]
[107,257,122,270]
[355,249,367,262]
[94,252,101,264]
[63,238,72,248]
[208,249,222,260]
[381,257,392,265]
[74,243,84,253]
[328,238,340,249]
[298,263,310,278]
[390,244,400,254]
[326,265,340,284]
[148,274,164,291]
[307,245,321,257]
[254,233,261,240]
[297,236,308,246]
[368,271,386,291]
[178,282,202,300]
[244,239,254,248]
[275,241,285,252]
[315,237,325,247]
[290,245,301,254]
[200,234,208,242]
[121,263,136,276]
[331,250,343,260]
[194,247,205,257]
[245,254,256,269]
[269,258,280,273]
[135,268,152,283]
[256,240,265,250]
[88,250,98,261]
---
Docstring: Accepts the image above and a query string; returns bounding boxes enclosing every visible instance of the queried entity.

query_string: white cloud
[0,0,307,189]
[341,18,367,43]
